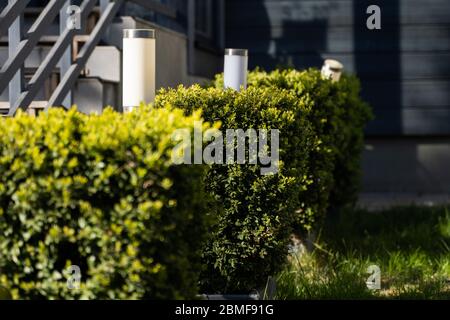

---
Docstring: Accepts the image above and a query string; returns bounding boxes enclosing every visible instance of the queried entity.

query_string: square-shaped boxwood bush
[214,69,372,226]
[0,107,211,299]
[155,85,315,292]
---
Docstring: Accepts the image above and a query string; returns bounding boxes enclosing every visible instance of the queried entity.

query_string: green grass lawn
[275,206,450,299]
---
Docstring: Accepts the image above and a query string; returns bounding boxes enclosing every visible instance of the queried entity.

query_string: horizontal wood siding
[225,0,450,135]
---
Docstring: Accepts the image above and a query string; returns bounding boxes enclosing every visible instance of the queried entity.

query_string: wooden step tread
[0,101,48,117]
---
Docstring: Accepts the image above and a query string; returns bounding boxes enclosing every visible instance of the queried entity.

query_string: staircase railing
[0,0,177,116]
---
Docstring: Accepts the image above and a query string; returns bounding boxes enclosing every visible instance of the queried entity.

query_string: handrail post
[8,0,25,111]
[100,0,110,43]
[47,0,124,109]
[59,0,73,109]
[187,0,195,74]
[100,0,109,13]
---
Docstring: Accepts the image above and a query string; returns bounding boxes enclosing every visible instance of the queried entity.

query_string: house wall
[122,1,223,79]
[225,0,450,194]
[108,16,211,89]
[225,0,450,136]
[363,137,450,194]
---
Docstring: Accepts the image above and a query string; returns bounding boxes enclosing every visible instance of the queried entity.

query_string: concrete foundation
[359,137,450,208]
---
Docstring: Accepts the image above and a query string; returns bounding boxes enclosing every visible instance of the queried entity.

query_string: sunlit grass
[276,206,450,299]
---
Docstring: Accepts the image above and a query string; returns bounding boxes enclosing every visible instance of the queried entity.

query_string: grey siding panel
[227,0,450,27]
[367,109,450,136]
[226,0,450,136]
[361,80,450,109]
[228,25,450,53]
[250,53,450,80]
[401,109,450,136]
[345,80,450,135]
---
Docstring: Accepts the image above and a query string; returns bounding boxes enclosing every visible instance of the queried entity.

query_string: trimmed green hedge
[155,86,315,292]
[0,107,211,299]
[214,69,373,223]
[0,67,371,298]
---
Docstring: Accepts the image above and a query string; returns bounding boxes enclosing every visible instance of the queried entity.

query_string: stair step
[0,75,120,117]
[0,101,47,116]
[0,45,121,83]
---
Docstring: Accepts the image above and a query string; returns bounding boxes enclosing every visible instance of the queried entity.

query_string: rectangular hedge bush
[0,67,371,299]
[214,69,373,224]
[155,85,316,292]
[0,107,211,299]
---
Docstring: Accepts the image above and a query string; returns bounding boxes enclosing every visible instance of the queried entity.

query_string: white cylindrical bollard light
[123,29,156,112]
[321,59,344,83]
[224,48,248,91]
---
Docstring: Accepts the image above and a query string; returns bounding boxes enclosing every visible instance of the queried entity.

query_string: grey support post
[60,0,73,109]
[8,0,25,111]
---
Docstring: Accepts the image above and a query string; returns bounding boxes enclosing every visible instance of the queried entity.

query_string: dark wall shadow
[353,0,402,136]
[269,19,328,70]
[226,0,404,136]
[225,0,327,71]
[225,0,271,69]
[225,0,437,194]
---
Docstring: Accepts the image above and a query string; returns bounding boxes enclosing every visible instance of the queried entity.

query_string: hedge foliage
[0,67,371,298]
[215,69,373,218]
[155,86,315,292]
[0,107,211,299]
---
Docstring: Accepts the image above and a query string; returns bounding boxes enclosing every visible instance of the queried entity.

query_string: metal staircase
[0,0,177,116]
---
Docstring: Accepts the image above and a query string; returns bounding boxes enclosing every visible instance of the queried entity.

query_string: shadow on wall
[225,0,328,70]
[353,0,402,136]
[354,0,429,194]
[271,19,328,70]
[226,0,404,136]
[225,0,450,194]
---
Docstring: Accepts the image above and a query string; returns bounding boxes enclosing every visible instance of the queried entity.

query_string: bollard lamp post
[122,29,156,113]
[223,48,248,91]
[321,59,344,83]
